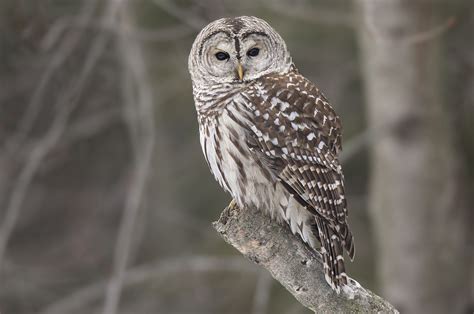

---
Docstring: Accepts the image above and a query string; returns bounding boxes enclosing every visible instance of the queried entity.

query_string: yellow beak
[236,63,244,81]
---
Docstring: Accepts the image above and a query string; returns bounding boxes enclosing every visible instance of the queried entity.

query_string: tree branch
[213,201,398,313]
[102,2,156,313]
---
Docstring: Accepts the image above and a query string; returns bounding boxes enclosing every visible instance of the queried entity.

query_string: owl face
[189,16,292,86]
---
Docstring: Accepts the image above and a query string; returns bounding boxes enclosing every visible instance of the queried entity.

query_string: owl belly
[200,107,317,248]
[202,109,276,211]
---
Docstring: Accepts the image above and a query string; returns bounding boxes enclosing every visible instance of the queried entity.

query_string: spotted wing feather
[245,69,355,289]
[247,71,345,220]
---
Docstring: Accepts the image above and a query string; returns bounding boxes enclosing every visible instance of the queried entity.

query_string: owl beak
[236,63,244,81]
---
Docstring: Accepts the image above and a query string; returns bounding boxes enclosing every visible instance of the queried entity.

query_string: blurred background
[0,0,472,313]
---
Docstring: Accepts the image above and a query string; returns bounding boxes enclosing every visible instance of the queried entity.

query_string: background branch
[3,1,98,155]
[41,256,255,314]
[102,2,156,314]
[0,1,113,273]
[213,202,398,313]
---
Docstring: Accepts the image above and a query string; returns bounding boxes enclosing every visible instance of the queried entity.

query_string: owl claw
[228,199,238,210]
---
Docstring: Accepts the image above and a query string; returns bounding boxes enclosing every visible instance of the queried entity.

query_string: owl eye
[247,47,260,57]
[215,51,230,61]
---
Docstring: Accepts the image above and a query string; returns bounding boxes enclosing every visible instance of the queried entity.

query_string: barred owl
[188,16,354,293]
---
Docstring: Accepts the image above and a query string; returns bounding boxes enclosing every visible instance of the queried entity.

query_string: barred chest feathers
[195,86,317,248]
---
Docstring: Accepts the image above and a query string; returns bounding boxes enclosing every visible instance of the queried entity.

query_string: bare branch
[340,116,434,165]
[339,125,387,164]
[401,16,456,45]
[62,109,122,144]
[3,1,98,155]
[361,4,456,46]
[261,0,354,28]
[44,17,195,43]
[213,202,398,313]
[41,256,256,314]
[0,2,115,273]
[102,4,156,314]
[126,25,194,42]
[151,0,207,30]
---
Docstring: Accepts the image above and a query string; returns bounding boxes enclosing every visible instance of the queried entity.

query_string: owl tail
[314,216,349,293]
[340,223,355,261]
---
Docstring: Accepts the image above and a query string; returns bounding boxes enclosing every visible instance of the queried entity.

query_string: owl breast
[197,93,316,247]
[199,97,276,212]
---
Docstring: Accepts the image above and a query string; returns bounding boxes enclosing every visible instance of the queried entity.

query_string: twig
[40,256,256,314]
[339,128,373,164]
[102,4,156,314]
[402,16,456,45]
[339,126,385,164]
[213,202,398,313]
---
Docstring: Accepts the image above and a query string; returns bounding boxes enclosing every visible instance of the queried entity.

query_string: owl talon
[228,199,237,210]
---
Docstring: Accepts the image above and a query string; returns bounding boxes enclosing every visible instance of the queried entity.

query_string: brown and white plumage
[189,16,354,292]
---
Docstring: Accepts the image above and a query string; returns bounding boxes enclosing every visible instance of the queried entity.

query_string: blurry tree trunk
[355,1,471,313]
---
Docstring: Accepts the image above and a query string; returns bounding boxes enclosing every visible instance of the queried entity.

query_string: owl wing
[245,71,354,257]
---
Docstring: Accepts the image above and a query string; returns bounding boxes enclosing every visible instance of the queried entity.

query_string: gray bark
[355,1,472,313]
[213,201,398,313]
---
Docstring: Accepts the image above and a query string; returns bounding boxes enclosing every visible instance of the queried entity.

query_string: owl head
[189,16,292,86]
